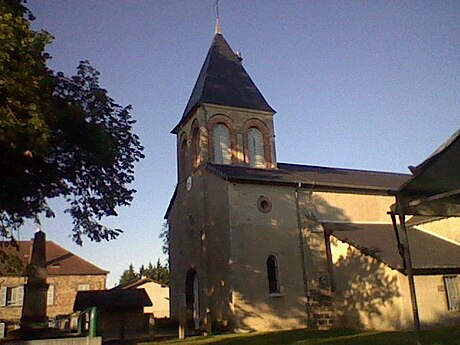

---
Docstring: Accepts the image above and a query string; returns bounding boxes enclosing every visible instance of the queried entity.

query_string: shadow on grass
[141,327,460,345]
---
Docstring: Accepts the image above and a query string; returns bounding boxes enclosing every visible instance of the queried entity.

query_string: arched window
[185,268,200,329]
[191,126,200,168]
[180,137,188,179]
[248,127,264,167]
[267,255,279,294]
[213,123,231,164]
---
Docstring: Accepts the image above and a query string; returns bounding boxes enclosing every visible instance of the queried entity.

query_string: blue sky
[25,0,459,287]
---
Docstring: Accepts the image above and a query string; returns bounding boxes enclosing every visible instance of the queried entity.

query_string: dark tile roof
[0,240,108,276]
[395,129,460,217]
[324,222,460,273]
[207,162,409,194]
[74,289,152,311]
[173,33,274,133]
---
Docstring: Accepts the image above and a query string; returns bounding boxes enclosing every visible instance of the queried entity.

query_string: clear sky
[24,0,459,287]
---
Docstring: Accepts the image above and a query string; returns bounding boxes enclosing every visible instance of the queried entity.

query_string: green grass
[139,327,460,345]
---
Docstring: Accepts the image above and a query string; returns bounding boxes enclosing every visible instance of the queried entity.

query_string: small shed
[74,289,152,341]
[118,278,170,318]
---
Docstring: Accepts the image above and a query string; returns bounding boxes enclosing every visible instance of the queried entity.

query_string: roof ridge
[278,162,410,176]
[46,240,109,274]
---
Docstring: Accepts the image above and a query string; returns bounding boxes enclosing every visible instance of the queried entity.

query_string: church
[165,26,460,332]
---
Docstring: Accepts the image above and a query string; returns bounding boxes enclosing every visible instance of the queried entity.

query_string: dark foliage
[0,1,144,244]
[119,259,169,286]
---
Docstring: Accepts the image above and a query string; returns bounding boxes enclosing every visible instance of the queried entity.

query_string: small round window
[257,196,272,213]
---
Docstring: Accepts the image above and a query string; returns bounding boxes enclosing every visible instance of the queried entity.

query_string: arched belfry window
[248,127,264,167]
[191,126,200,168]
[267,255,279,294]
[213,123,231,164]
[180,136,189,179]
[242,119,271,167]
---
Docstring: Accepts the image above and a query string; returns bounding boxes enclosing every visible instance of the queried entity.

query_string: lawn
[139,327,460,345]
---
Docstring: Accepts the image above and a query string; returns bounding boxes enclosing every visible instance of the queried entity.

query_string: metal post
[77,313,83,335]
[204,308,212,336]
[398,213,422,345]
[294,184,312,325]
[89,307,98,337]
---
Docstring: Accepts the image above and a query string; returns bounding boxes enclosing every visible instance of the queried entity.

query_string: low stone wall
[5,336,101,345]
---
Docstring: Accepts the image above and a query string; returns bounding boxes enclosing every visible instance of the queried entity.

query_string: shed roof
[395,129,460,216]
[74,289,152,311]
[0,240,108,276]
[173,33,274,133]
[324,222,460,274]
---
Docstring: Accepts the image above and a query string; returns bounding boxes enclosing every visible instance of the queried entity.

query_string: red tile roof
[0,240,108,276]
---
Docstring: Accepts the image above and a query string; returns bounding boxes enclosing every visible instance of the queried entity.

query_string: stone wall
[47,275,106,318]
[0,274,106,325]
[8,336,101,345]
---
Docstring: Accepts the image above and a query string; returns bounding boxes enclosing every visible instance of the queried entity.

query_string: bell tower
[171,31,277,183]
[167,26,279,332]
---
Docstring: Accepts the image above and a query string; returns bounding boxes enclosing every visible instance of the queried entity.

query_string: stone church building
[165,30,460,332]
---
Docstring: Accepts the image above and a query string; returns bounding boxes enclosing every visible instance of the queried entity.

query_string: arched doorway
[185,268,199,330]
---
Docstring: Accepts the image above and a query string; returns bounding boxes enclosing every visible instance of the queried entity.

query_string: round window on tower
[257,196,272,213]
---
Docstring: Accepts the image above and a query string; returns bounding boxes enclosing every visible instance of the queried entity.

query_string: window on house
[191,127,200,168]
[267,256,279,294]
[47,285,55,306]
[0,286,24,306]
[248,127,264,167]
[213,124,231,164]
[444,276,460,311]
[78,284,90,291]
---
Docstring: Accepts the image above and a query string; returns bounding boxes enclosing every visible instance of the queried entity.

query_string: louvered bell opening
[248,127,264,167]
[213,124,231,164]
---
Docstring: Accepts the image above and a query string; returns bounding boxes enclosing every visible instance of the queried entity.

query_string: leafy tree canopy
[159,221,169,260]
[119,259,169,286]
[0,0,144,244]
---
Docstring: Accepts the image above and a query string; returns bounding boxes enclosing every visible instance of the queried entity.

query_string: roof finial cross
[215,0,222,34]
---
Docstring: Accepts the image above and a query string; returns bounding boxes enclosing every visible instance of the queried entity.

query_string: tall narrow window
[213,124,231,164]
[180,138,188,178]
[47,285,55,306]
[444,276,460,311]
[191,127,200,168]
[248,127,264,167]
[267,255,279,294]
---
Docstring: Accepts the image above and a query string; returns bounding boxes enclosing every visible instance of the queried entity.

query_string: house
[74,289,152,341]
[118,278,170,319]
[165,27,460,333]
[0,238,107,334]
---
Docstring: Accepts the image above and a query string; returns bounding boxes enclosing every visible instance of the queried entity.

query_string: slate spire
[173,33,275,133]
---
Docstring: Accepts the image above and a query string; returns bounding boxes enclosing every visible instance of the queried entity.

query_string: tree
[119,263,137,285]
[119,260,169,286]
[150,259,168,285]
[159,221,169,262]
[0,1,144,244]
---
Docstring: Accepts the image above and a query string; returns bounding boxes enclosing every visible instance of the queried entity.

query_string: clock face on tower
[186,176,192,192]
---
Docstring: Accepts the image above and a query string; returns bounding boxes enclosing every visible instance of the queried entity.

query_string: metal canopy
[389,129,460,342]
[394,129,460,216]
